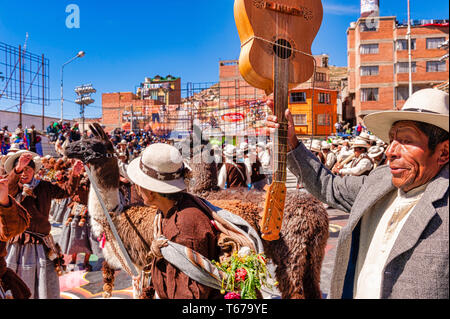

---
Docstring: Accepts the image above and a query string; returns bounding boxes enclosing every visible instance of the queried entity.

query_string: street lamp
[61,51,85,122]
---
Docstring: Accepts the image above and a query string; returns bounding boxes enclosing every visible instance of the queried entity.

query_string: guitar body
[234,0,323,241]
[234,0,323,94]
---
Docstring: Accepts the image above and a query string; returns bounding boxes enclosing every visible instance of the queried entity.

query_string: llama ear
[92,123,108,141]
[89,123,101,138]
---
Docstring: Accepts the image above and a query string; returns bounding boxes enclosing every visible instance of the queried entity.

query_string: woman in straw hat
[266,88,449,299]
[126,143,221,299]
[5,151,84,299]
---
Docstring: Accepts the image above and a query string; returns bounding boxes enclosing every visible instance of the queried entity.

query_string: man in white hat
[256,142,272,185]
[239,142,253,189]
[310,140,325,164]
[126,143,221,299]
[266,88,449,299]
[335,138,373,176]
[217,144,247,189]
[321,141,337,170]
[367,145,387,170]
[337,139,353,163]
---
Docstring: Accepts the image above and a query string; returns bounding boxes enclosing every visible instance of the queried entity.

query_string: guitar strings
[243,33,317,187]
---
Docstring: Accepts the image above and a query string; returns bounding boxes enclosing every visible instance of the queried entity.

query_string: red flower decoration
[235,268,247,282]
[224,292,241,299]
[258,255,266,264]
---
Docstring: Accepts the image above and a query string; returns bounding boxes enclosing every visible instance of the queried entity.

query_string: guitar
[234,0,323,241]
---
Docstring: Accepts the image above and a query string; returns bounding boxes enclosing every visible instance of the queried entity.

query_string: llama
[65,123,329,299]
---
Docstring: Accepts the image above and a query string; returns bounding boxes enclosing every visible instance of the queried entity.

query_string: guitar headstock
[260,181,287,241]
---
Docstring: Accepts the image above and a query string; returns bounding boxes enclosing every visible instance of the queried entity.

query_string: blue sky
[0,0,448,121]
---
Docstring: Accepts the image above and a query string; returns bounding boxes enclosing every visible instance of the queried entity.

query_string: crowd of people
[0,88,448,300]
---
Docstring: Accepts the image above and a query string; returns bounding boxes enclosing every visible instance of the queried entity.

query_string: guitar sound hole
[273,39,292,59]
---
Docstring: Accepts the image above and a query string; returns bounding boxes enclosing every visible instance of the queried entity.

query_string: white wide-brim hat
[368,146,385,158]
[364,88,449,143]
[4,150,42,174]
[321,141,331,150]
[126,143,186,194]
[310,140,322,152]
[351,138,371,149]
[239,142,249,152]
[358,131,371,142]
[223,144,237,158]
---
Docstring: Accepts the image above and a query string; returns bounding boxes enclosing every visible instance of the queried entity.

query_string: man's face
[386,121,446,192]
[354,147,366,157]
[19,166,34,185]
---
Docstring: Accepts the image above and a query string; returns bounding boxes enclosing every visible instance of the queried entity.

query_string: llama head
[66,123,116,166]
[66,123,120,189]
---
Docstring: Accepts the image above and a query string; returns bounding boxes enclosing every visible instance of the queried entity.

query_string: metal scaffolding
[117,80,270,142]
[0,41,50,129]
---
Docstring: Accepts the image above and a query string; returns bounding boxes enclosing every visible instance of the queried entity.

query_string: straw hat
[223,144,237,158]
[364,88,449,143]
[7,143,21,154]
[4,150,42,174]
[331,139,340,146]
[321,141,331,150]
[126,143,186,194]
[310,140,322,152]
[118,139,127,145]
[368,146,385,158]
[239,142,249,152]
[350,138,371,149]
[359,131,371,142]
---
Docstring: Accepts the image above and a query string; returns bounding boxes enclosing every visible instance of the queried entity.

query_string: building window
[360,65,379,76]
[396,39,416,50]
[396,86,421,100]
[292,114,307,125]
[396,62,416,73]
[396,86,409,101]
[317,114,331,126]
[318,93,331,104]
[426,60,446,72]
[361,88,379,102]
[290,92,306,103]
[360,43,379,54]
[315,72,327,82]
[426,37,446,49]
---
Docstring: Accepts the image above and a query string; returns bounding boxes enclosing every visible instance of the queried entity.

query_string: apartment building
[347,16,449,124]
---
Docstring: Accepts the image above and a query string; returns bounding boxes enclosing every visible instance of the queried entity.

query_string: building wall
[289,88,338,137]
[0,110,73,132]
[347,16,449,123]
[218,60,266,106]
[102,92,164,133]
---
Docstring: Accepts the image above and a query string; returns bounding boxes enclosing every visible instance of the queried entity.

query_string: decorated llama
[65,123,329,299]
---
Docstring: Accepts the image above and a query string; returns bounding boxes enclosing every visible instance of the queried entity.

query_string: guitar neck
[273,55,289,184]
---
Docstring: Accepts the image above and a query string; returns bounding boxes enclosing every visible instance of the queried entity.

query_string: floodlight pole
[61,51,85,122]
